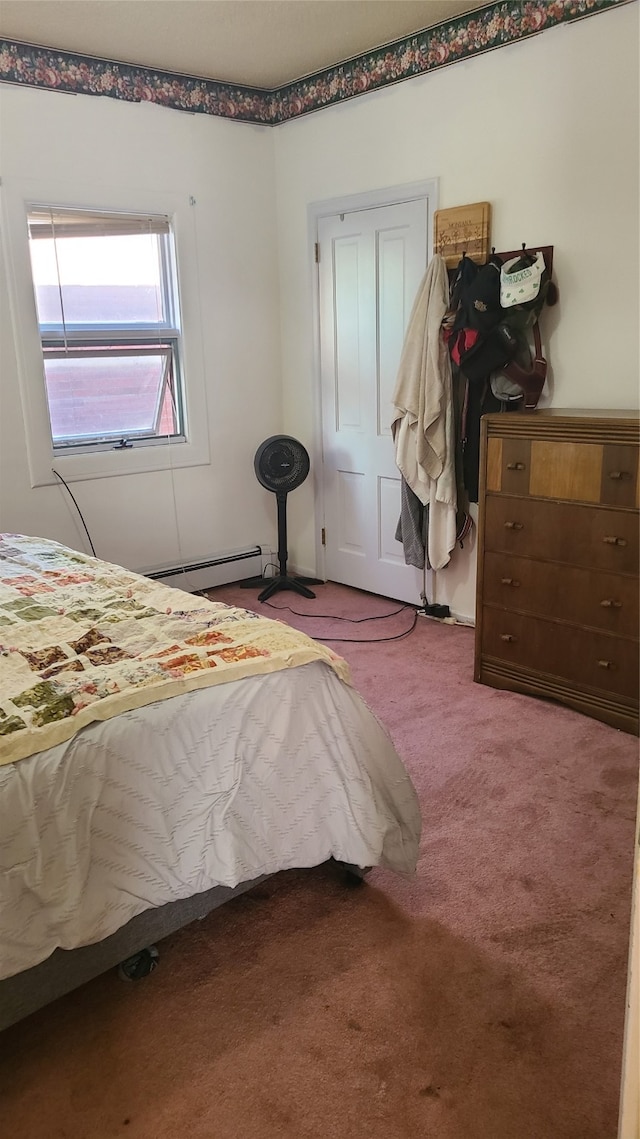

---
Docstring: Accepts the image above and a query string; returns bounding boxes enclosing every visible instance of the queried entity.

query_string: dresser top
[485,408,639,422]
[482,408,640,444]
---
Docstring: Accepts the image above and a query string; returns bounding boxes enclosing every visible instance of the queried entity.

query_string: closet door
[318,199,428,602]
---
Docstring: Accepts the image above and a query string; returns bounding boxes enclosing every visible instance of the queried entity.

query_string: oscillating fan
[241,435,320,603]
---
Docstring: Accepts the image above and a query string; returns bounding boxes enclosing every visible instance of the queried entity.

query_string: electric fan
[241,435,320,603]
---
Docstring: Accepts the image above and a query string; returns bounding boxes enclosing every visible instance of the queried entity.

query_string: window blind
[27,207,171,240]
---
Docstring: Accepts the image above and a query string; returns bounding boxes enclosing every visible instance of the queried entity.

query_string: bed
[0,534,421,1030]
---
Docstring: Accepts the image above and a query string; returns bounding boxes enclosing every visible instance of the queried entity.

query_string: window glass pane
[43,351,178,444]
[30,233,167,327]
[158,385,177,436]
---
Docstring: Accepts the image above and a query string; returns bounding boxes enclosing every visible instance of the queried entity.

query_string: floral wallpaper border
[0,0,632,125]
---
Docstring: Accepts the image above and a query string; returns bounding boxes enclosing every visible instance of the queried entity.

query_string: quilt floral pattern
[0,535,350,766]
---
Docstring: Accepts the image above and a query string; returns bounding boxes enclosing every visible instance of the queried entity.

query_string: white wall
[274,4,639,619]
[0,85,282,575]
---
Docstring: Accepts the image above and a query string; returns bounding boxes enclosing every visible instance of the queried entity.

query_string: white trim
[309,179,439,222]
[1,178,211,486]
[307,179,438,579]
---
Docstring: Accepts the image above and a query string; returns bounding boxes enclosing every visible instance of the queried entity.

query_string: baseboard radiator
[144,545,265,593]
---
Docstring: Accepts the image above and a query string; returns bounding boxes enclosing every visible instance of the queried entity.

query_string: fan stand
[241,492,321,603]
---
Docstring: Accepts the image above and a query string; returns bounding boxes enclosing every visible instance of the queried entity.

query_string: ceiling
[0,1,481,89]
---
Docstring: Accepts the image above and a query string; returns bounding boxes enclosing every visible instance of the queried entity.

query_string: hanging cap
[456,511,473,547]
[500,250,546,309]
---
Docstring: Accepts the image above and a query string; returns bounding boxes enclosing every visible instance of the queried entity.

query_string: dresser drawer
[480,607,639,700]
[528,441,638,506]
[484,495,639,575]
[482,552,639,636]
[600,445,639,508]
[487,437,639,508]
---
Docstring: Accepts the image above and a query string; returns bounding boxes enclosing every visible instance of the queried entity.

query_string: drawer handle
[597,659,616,670]
[504,521,524,531]
[602,535,628,547]
[608,470,631,481]
[500,634,517,643]
[600,599,622,608]
[506,462,526,471]
[501,577,520,587]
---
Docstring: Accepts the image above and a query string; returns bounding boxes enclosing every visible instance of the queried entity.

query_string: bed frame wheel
[117,945,159,981]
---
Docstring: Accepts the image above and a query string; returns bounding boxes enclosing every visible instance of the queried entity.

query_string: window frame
[1,183,210,486]
[29,205,186,454]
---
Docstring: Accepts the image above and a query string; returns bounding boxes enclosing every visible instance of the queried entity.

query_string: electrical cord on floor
[262,598,419,643]
[51,469,97,556]
[315,610,419,643]
[262,600,410,622]
[255,565,419,640]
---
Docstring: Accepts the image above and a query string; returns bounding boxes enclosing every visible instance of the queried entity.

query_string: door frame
[307,179,439,583]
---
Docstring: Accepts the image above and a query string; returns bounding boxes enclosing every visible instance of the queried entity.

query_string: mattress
[0,659,421,982]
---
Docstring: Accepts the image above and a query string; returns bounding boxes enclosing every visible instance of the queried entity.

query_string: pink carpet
[0,580,637,1139]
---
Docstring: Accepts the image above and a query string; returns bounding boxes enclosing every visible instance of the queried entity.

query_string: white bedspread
[0,661,420,981]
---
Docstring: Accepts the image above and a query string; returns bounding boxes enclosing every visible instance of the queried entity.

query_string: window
[27,207,185,453]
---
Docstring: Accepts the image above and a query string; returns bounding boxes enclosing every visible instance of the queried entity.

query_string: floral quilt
[0,535,350,767]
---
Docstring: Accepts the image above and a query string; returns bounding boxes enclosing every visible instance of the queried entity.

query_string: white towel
[391,254,457,569]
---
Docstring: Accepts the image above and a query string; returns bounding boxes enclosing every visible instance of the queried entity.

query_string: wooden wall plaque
[434,201,491,268]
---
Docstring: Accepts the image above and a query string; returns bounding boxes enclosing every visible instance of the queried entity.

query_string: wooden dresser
[475,410,640,735]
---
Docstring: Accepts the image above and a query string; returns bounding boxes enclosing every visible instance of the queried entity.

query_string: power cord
[262,599,410,622]
[51,469,97,556]
[314,610,418,643]
[261,598,419,643]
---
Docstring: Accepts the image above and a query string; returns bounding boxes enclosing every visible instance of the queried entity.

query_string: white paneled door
[318,199,429,603]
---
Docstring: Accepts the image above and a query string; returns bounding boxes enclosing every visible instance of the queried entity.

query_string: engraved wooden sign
[434,201,491,268]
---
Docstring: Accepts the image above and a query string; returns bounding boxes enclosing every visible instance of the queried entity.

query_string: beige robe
[391,254,457,570]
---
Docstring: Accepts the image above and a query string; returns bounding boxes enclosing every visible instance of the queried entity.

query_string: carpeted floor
[1,581,637,1139]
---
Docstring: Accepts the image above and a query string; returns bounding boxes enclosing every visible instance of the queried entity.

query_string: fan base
[239,574,321,603]
[258,576,317,603]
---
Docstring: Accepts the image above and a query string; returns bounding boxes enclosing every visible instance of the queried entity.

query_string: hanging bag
[491,319,547,410]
